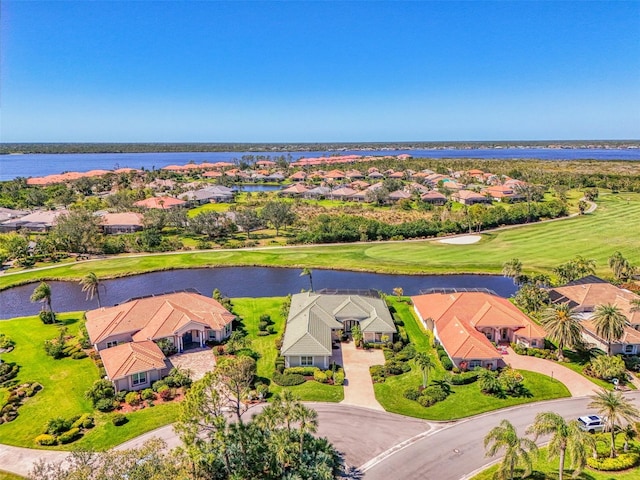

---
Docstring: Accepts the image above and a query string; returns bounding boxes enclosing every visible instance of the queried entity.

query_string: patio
[169,347,216,381]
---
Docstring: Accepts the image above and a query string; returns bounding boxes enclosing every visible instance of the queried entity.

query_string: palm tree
[622,423,638,452]
[539,303,583,361]
[484,419,538,480]
[30,281,53,313]
[502,258,523,285]
[79,272,103,307]
[631,299,640,314]
[393,287,404,299]
[300,267,313,292]
[588,388,640,458]
[292,402,318,454]
[608,251,632,282]
[414,352,434,389]
[592,304,629,355]
[526,412,595,480]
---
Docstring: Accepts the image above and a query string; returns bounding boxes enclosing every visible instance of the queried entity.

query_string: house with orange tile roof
[86,292,235,390]
[484,185,523,202]
[452,189,492,205]
[288,171,307,182]
[412,291,546,369]
[420,190,447,205]
[281,183,309,197]
[548,276,640,355]
[99,340,171,392]
[133,196,186,209]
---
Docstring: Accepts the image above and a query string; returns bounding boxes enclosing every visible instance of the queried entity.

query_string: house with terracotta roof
[412,291,546,370]
[548,276,640,355]
[420,191,447,205]
[281,183,309,197]
[452,190,493,205]
[133,196,186,209]
[85,291,234,391]
[99,340,171,392]
[100,212,144,234]
[484,185,524,202]
[281,291,396,368]
[329,187,357,201]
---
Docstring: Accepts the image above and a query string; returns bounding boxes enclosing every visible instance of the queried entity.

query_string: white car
[578,415,605,433]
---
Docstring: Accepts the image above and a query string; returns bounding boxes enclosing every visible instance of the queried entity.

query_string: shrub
[334,371,345,386]
[285,366,319,376]
[313,370,328,383]
[111,413,128,426]
[81,416,95,429]
[370,365,386,378]
[274,336,284,350]
[45,417,72,435]
[71,414,93,429]
[0,362,19,385]
[499,368,524,394]
[158,386,174,401]
[35,434,57,446]
[418,395,438,407]
[395,344,417,361]
[385,360,411,376]
[257,331,270,336]
[152,380,168,392]
[423,385,449,402]
[72,351,88,359]
[256,383,269,399]
[125,392,141,406]
[85,379,115,406]
[324,369,333,380]
[95,398,116,412]
[0,334,15,350]
[141,389,155,401]
[58,428,81,444]
[587,453,639,471]
[258,321,269,331]
[586,355,627,381]
[39,311,56,324]
[167,367,193,388]
[450,371,480,385]
[403,386,422,401]
[272,372,306,386]
[115,390,128,402]
[235,348,259,360]
[259,314,273,324]
[43,339,66,359]
[266,325,276,334]
[440,357,454,371]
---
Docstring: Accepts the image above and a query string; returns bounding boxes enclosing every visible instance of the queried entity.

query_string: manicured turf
[472,442,640,480]
[0,471,25,480]
[231,297,344,402]
[2,192,638,290]
[0,312,98,448]
[0,313,178,450]
[375,299,571,421]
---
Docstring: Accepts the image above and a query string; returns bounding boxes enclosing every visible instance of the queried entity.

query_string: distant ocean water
[1,148,639,181]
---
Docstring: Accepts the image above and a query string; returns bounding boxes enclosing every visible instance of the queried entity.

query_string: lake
[0,267,517,319]
[1,148,639,181]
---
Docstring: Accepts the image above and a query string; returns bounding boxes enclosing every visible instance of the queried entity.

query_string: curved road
[3,392,639,479]
[363,392,640,480]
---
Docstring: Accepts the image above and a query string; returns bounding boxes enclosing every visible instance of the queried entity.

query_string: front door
[501,328,509,341]
[343,319,358,333]
[182,331,193,344]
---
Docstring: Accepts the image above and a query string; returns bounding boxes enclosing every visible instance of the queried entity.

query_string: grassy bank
[1,192,639,291]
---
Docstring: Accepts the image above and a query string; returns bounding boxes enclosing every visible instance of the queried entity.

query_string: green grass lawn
[0,313,179,450]
[2,192,638,290]
[472,443,640,480]
[375,299,571,421]
[0,471,25,480]
[231,297,344,402]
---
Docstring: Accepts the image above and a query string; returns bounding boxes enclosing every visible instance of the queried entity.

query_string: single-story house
[548,276,640,355]
[281,291,396,369]
[484,185,524,202]
[451,190,493,205]
[412,290,546,370]
[0,209,67,233]
[100,340,171,392]
[133,196,187,209]
[180,185,235,204]
[100,212,144,234]
[420,191,447,205]
[86,291,235,352]
[281,183,309,197]
[303,186,331,199]
[328,187,357,201]
[0,207,28,223]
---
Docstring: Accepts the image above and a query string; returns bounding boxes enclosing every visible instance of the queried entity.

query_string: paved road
[363,392,640,480]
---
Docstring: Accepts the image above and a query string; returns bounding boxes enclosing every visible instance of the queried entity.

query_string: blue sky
[1,1,639,142]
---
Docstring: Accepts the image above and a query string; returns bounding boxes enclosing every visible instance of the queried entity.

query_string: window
[131,372,147,386]
[106,341,118,349]
[374,333,382,342]
[530,340,537,347]
[625,345,635,354]
[208,329,216,340]
[468,360,482,369]
[301,356,313,366]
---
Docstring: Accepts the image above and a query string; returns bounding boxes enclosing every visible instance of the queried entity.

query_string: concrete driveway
[335,341,385,410]
[502,347,599,397]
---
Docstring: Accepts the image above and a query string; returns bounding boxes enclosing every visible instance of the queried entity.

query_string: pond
[0,267,517,319]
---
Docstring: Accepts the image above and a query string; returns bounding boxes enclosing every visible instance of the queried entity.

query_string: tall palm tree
[300,267,313,292]
[539,303,583,361]
[414,352,434,389]
[502,258,523,285]
[484,419,538,480]
[79,272,103,307]
[588,388,640,458]
[526,412,595,480]
[30,281,53,313]
[608,251,632,282]
[592,304,629,356]
[292,401,318,454]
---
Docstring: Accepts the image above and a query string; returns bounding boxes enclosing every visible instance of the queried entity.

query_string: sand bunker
[438,235,482,245]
